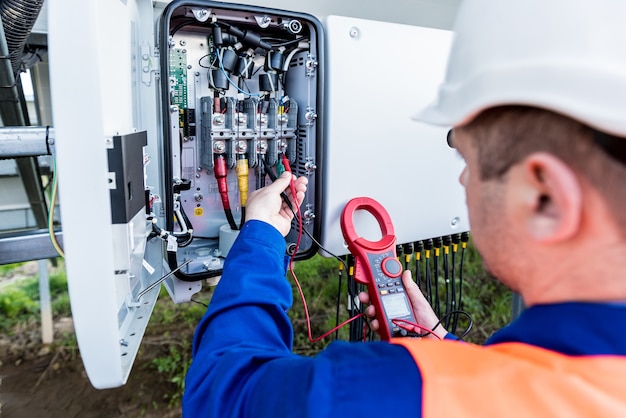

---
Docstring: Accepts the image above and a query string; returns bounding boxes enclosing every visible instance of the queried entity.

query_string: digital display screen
[381,293,411,318]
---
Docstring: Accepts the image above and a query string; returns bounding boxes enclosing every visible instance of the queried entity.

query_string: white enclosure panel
[321,16,468,256]
[48,0,159,389]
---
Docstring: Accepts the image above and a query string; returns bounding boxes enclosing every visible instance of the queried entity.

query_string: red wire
[284,162,364,343]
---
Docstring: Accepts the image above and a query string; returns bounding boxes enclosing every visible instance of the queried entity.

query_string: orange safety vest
[392,338,626,417]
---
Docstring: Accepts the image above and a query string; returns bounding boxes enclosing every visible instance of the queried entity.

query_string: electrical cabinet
[49,0,467,388]
[158,2,323,287]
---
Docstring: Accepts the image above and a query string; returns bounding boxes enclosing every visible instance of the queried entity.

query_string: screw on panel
[305,59,318,70]
[304,160,317,172]
[305,111,317,121]
[192,8,210,22]
[254,15,272,29]
[349,27,360,39]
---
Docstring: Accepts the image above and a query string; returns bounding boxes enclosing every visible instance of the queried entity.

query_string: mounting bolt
[213,142,226,153]
[236,140,247,153]
[213,114,225,125]
[304,160,317,172]
[305,111,317,121]
[306,60,318,70]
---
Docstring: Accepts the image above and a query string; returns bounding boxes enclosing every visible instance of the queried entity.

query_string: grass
[0,259,70,334]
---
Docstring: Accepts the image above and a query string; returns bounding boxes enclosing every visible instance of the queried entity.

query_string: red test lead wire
[282,154,365,342]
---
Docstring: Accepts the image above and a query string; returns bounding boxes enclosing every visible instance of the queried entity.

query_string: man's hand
[246,172,308,236]
[358,270,448,340]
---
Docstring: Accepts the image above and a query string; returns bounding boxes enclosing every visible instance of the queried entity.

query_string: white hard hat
[414,0,626,137]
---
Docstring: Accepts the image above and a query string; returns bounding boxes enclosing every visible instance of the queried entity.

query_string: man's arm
[183,173,423,417]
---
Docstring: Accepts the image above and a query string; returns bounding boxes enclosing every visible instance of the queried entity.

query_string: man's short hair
[458,106,626,230]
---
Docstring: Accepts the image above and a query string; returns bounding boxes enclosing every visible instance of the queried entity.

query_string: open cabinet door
[48,0,161,389]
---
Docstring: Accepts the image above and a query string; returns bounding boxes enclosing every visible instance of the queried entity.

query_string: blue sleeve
[183,220,424,417]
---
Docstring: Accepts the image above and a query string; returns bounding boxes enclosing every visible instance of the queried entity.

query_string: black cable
[459,233,469,309]
[442,236,451,328]
[170,18,195,35]
[403,243,413,271]
[450,234,460,334]
[176,203,194,247]
[239,207,246,230]
[414,241,423,292]
[224,208,238,231]
[335,260,343,340]
[265,37,310,48]
[198,53,218,69]
[424,239,433,304]
[433,237,442,317]
[418,310,473,341]
[347,255,357,342]
[191,299,208,308]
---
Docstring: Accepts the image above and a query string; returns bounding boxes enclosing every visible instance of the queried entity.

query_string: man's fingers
[358,291,370,305]
[402,270,426,308]
[369,319,379,332]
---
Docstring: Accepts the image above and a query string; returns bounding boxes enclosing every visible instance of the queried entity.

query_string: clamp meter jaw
[341,197,418,341]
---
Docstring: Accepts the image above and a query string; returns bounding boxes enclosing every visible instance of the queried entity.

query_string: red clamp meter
[340,197,417,341]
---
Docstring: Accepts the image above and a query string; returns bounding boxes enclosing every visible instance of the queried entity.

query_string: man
[184,0,626,416]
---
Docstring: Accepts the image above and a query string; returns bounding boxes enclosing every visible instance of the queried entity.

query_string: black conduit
[0,0,45,76]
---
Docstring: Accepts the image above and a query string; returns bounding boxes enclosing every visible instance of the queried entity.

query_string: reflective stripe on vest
[392,338,626,417]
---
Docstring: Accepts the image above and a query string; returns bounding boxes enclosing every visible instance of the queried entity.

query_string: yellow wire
[48,157,65,258]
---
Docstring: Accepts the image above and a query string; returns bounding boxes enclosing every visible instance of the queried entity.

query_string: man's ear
[511,152,582,243]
